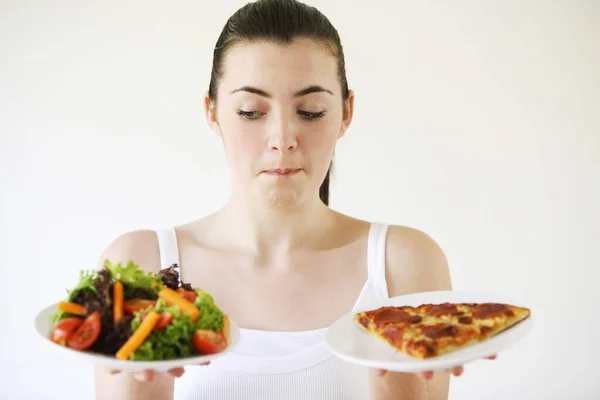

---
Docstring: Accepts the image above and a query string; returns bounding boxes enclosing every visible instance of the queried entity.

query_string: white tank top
[155,222,390,400]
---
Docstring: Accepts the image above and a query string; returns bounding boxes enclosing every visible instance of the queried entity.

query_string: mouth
[263,168,302,176]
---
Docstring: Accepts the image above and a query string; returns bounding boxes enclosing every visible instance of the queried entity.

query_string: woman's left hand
[374,354,497,380]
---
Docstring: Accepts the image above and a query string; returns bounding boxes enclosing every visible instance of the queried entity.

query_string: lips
[264,168,301,176]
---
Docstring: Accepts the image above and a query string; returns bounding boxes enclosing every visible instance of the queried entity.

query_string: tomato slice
[140,311,173,329]
[176,288,197,303]
[192,330,227,354]
[50,317,84,345]
[156,312,174,329]
[67,311,101,351]
[123,299,156,315]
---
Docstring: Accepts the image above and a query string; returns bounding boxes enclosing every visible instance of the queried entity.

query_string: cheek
[226,135,262,172]
[303,122,338,163]
[220,122,264,176]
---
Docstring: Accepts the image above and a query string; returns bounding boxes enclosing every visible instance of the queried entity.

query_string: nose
[267,113,297,152]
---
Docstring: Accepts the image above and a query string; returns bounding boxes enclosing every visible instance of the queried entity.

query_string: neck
[217,191,335,255]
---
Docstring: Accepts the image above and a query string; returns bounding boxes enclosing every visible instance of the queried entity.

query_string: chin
[264,187,304,209]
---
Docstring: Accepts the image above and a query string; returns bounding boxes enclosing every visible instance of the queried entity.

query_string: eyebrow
[229,85,334,98]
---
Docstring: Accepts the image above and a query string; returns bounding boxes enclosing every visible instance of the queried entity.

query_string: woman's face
[205,38,354,209]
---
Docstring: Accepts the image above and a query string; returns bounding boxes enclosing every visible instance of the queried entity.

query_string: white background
[1,1,598,399]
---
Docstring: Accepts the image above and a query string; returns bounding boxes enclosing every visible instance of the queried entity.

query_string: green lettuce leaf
[104,260,161,295]
[193,289,224,333]
[129,300,196,361]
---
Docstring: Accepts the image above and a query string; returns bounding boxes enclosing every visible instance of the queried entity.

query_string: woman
[95,0,494,399]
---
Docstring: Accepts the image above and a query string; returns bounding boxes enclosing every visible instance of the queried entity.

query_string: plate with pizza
[325,290,532,372]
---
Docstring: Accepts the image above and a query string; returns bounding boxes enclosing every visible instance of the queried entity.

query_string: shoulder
[96,229,162,274]
[384,224,452,296]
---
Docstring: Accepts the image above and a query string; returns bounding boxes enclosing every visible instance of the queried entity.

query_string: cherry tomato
[192,330,227,354]
[50,317,83,345]
[156,312,174,329]
[67,311,101,351]
[140,311,173,329]
[176,288,197,303]
[182,291,197,303]
[123,299,156,315]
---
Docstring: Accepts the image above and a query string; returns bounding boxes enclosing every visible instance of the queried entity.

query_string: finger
[487,354,497,360]
[417,371,434,380]
[168,367,185,378]
[133,370,155,382]
[450,365,464,377]
[374,369,387,377]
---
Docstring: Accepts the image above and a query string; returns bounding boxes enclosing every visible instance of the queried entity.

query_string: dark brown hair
[208,0,349,206]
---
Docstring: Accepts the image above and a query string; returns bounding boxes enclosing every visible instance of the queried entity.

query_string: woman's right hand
[106,362,210,382]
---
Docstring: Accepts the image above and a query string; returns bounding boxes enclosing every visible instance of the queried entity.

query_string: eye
[236,110,264,121]
[298,110,326,120]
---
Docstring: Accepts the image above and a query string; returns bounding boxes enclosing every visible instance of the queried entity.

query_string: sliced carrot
[158,287,200,322]
[221,315,230,343]
[57,301,86,316]
[116,310,160,360]
[113,281,124,323]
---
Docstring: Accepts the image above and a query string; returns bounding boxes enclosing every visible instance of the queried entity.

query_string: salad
[49,260,230,361]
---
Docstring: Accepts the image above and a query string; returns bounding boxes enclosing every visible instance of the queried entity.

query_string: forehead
[220,38,339,96]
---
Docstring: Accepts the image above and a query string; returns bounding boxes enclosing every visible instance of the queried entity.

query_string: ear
[203,92,222,136]
[338,89,355,139]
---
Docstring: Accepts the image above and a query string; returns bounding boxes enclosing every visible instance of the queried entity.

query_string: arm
[368,226,453,400]
[93,230,176,400]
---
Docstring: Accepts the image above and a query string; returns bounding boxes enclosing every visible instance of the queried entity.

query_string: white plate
[34,302,240,372]
[326,290,532,373]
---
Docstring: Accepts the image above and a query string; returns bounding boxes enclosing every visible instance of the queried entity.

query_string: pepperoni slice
[422,324,458,339]
[473,303,515,319]
[426,303,458,317]
[373,308,412,325]
[381,326,404,345]
[359,317,369,328]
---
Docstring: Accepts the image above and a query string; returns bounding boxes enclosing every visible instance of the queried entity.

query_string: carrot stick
[116,311,160,360]
[57,301,86,316]
[158,287,200,322]
[221,315,230,343]
[113,281,124,323]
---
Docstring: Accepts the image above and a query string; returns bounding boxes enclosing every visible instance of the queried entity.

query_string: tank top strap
[366,222,390,301]
[155,227,181,284]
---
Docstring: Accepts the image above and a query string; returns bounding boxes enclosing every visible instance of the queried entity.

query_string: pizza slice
[354,305,438,358]
[354,302,530,359]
